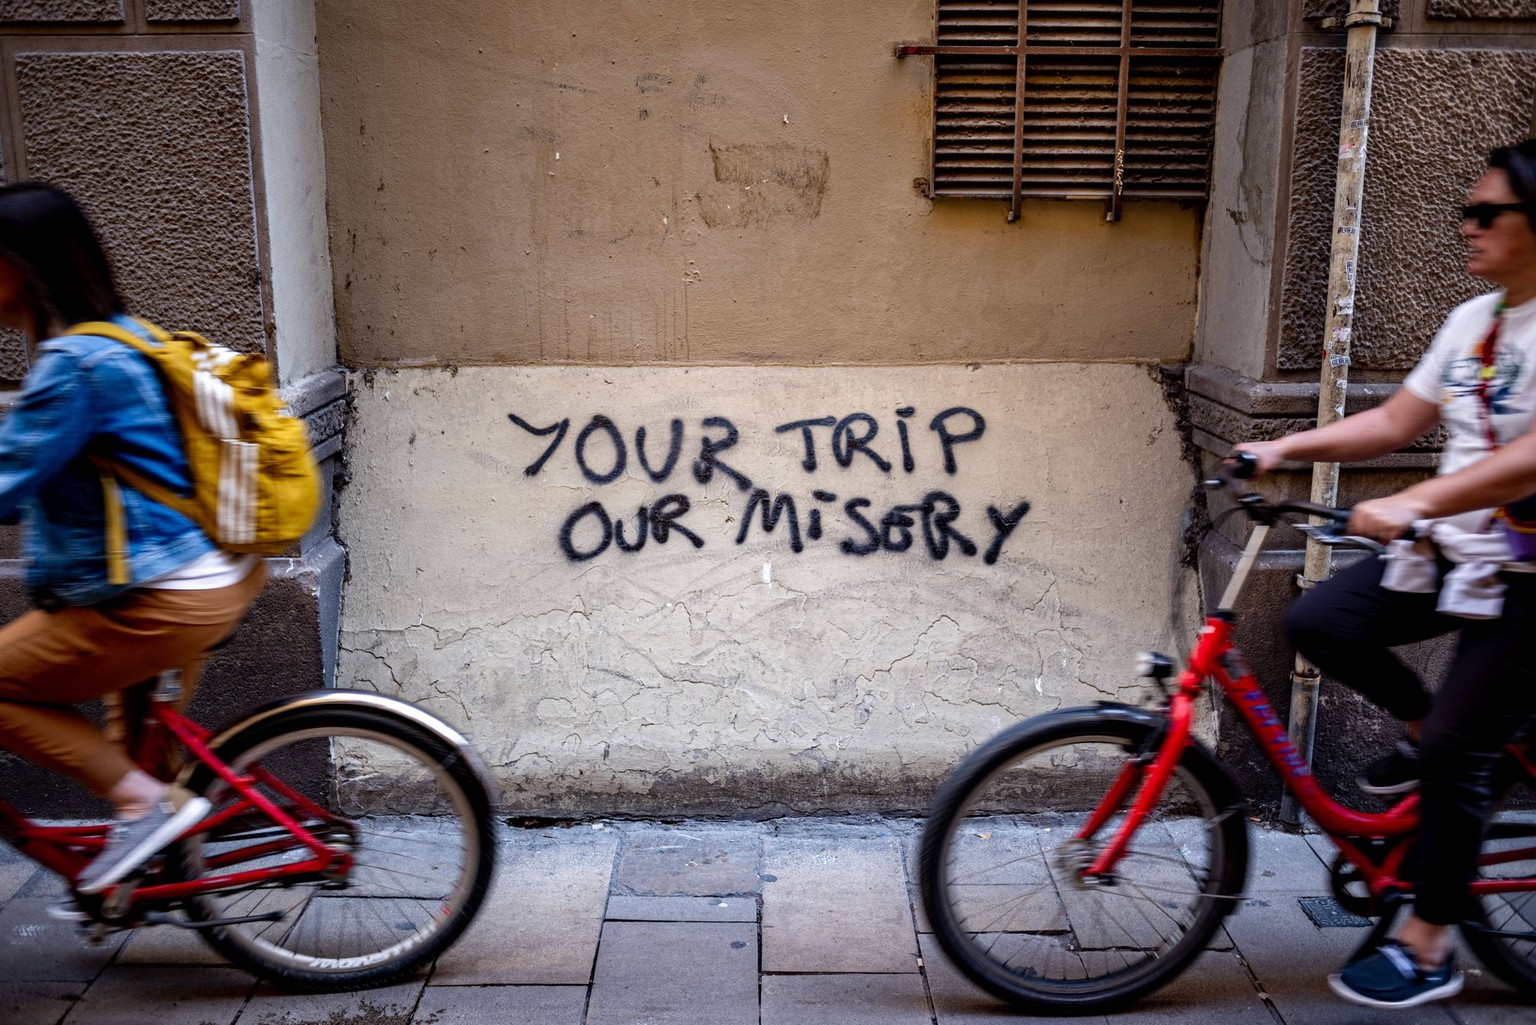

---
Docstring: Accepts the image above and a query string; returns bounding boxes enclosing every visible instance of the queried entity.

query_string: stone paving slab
[604,894,757,922]
[1,981,83,1025]
[586,920,757,1025]
[0,849,39,902]
[1243,825,1332,893]
[431,827,618,985]
[917,932,1106,1025]
[413,984,588,1025]
[761,973,930,1025]
[613,824,764,897]
[762,830,918,974]
[1112,948,1273,1025]
[0,900,125,982]
[1222,895,1459,1025]
[242,978,422,1024]
[113,920,225,966]
[58,966,251,1025]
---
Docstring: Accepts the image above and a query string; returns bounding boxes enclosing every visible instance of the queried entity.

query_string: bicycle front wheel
[171,703,497,990]
[919,705,1249,1014]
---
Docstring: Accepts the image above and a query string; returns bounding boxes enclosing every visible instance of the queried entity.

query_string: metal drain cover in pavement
[1298,896,1372,928]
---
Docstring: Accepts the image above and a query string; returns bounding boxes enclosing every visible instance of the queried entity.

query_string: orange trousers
[0,565,264,796]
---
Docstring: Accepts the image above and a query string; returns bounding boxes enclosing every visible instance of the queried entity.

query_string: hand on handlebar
[1347,493,1429,544]
[1225,442,1286,478]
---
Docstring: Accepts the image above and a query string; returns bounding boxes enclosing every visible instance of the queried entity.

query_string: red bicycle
[918,462,1536,1013]
[0,676,497,990]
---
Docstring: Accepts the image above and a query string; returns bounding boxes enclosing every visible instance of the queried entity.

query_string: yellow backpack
[66,318,321,584]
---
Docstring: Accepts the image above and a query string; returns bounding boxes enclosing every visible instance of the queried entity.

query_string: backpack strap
[64,318,168,354]
[99,474,130,586]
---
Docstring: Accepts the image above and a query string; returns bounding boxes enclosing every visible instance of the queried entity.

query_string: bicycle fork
[1074,690,1197,881]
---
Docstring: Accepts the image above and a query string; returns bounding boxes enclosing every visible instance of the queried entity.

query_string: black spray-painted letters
[509,407,1028,565]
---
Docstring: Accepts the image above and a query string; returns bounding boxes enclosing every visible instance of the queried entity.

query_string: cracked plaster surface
[337,365,1199,812]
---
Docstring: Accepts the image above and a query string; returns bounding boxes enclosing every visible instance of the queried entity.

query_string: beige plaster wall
[337,364,1198,813]
[316,0,1202,368]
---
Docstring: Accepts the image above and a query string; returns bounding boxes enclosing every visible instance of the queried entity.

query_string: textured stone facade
[146,0,239,21]
[1279,48,1536,371]
[1301,1,1402,20]
[1428,1,1536,18]
[0,0,122,22]
[16,50,265,352]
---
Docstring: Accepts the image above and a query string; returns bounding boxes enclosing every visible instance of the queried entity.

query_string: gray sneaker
[76,794,210,895]
[46,895,89,922]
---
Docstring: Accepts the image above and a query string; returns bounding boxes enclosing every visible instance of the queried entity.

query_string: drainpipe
[1279,0,1388,827]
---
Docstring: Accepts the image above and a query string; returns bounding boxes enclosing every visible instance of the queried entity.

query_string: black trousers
[1286,555,1536,925]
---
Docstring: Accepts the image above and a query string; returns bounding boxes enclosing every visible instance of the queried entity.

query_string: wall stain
[697,142,830,228]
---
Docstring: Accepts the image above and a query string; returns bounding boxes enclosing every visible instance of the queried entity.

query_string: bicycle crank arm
[142,910,286,929]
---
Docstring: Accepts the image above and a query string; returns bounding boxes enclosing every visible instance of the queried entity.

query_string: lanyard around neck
[1474,301,1508,450]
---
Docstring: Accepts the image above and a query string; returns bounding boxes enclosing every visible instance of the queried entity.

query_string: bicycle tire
[1460,750,1536,996]
[169,700,497,990]
[919,704,1249,1014]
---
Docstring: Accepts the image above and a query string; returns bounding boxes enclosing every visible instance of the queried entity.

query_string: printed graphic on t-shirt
[1441,345,1528,421]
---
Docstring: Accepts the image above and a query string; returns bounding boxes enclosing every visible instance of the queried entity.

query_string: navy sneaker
[1328,939,1463,1009]
[1359,738,1422,796]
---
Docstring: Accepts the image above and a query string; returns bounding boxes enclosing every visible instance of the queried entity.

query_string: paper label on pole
[1333,327,1352,344]
[1340,142,1356,159]
[1338,225,1359,235]
[1329,354,1351,368]
[1336,296,1355,314]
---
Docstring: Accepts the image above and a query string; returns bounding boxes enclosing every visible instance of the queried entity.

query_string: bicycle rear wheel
[919,705,1249,1014]
[1463,749,1536,996]
[171,702,496,990]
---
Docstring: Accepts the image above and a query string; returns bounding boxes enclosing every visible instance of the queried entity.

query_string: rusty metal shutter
[906,1,1221,221]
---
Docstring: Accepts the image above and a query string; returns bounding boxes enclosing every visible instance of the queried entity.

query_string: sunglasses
[1462,202,1528,229]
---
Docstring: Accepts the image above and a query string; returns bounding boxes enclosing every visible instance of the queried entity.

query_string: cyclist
[1234,140,1536,1009]
[0,184,262,897]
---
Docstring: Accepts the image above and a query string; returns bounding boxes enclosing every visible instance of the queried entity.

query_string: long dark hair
[1489,140,1536,221]
[0,183,123,337]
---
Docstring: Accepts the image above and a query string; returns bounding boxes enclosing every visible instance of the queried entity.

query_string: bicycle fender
[193,689,495,789]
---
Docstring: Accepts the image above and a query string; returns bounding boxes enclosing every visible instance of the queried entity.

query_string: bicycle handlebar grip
[1227,451,1259,480]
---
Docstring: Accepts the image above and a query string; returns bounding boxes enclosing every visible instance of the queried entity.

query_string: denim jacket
[0,314,212,606]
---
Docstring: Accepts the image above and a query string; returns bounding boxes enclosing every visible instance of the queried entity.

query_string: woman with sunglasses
[1233,139,1536,1010]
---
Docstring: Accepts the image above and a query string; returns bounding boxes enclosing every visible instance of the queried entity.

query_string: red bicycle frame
[1079,516,1536,903]
[0,696,353,912]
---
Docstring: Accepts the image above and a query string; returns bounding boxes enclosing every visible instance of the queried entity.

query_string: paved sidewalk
[0,817,1530,1025]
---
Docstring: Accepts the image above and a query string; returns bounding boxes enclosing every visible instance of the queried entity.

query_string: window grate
[901,0,1222,220]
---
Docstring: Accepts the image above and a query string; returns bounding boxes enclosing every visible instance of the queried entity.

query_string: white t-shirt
[144,548,259,590]
[1402,289,1536,547]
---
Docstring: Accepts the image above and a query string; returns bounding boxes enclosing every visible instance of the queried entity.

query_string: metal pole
[1279,0,1385,826]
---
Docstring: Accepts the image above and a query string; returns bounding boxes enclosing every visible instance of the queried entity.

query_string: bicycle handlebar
[1212,452,1415,549]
